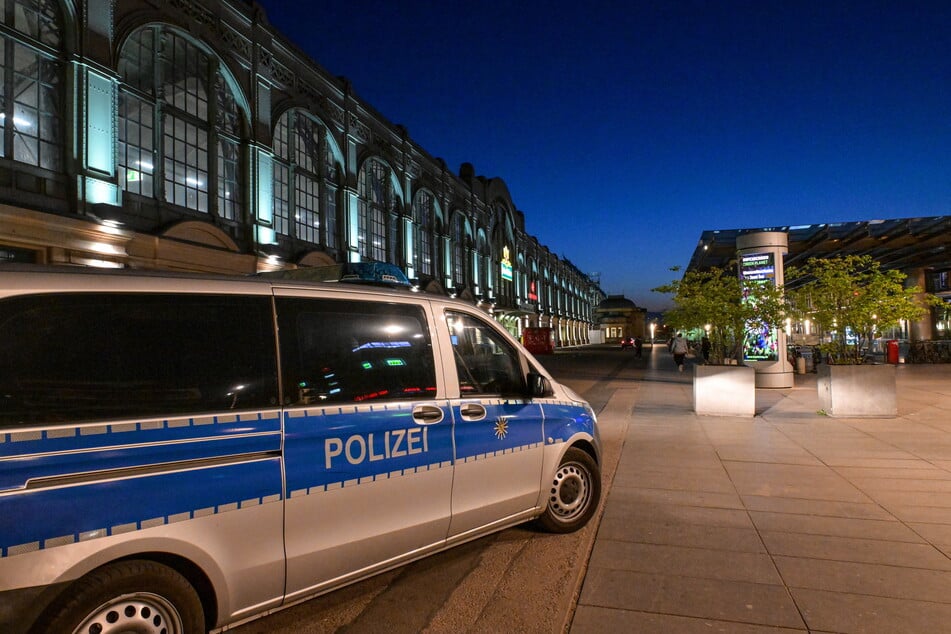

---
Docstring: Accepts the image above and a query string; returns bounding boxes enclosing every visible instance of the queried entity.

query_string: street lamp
[649,322,656,346]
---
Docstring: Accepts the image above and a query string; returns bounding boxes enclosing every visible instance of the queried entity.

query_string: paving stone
[748,511,924,543]
[589,540,783,584]
[759,531,951,570]
[571,605,807,633]
[773,556,951,603]
[792,588,951,634]
[596,517,767,552]
[578,568,805,629]
[740,494,894,520]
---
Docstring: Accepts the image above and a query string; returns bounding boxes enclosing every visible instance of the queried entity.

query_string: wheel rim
[547,460,592,523]
[72,592,184,634]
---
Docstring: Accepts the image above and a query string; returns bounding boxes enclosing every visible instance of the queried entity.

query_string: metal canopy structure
[687,216,951,281]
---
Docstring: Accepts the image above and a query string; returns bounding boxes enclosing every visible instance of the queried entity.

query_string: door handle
[412,405,444,425]
[459,403,486,421]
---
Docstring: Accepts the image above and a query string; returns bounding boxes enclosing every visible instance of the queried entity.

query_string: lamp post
[649,321,656,347]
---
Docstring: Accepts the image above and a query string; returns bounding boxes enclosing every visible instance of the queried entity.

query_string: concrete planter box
[693,364,756,417]
[817,364,897,417]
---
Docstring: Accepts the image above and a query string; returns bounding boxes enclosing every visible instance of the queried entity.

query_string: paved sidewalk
[572,358,951,634]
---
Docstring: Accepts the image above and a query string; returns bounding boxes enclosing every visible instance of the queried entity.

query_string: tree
[784,255,939,364]
[653,266,785,365]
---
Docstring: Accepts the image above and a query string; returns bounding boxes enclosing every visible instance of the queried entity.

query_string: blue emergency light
[259,261,414,288]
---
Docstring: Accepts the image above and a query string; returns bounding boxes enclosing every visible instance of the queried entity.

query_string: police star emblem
[494,416,509,439]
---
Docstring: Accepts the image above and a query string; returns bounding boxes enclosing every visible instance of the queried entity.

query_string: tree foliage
[784,255,939,364]
[653,266,785,365]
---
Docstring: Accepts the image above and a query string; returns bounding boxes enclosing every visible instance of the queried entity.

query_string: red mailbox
[886,339,900,364]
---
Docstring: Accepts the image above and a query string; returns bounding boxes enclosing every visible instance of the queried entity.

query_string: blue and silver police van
[0,264,601,633]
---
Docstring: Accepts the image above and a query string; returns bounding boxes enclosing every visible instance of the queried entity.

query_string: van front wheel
[39,560,205,634]
[536,447,601,533]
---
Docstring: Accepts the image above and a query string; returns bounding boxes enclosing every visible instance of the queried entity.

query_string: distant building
[686,217,951,345]
[595,295,647,344]
[0,0,603,347]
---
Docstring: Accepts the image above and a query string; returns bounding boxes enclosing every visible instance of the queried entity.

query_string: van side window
[0,294,278,427]
[277,298,436,405]
[445,311,525,395]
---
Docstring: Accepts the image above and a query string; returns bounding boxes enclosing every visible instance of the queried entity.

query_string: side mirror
[527,372,554,398]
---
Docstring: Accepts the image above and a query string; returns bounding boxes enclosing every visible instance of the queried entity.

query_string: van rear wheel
[39,560,205,634]
[536,447,601,533]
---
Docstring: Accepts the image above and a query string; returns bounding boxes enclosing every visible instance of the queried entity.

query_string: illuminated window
[0,0,64,171]
[357,158,394,262]
[118,27,245,220]
[413,189,436,276]
[273,110,340,248]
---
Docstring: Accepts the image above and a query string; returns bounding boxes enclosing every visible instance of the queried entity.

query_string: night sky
[254,1,951,310]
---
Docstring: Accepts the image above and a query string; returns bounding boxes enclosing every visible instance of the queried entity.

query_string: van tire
[37,560,205,634]
[536,447,601,533]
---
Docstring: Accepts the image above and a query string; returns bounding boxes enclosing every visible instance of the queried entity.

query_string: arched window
[118,27,246,221]
[0,0,64,171]
[273,110,340,249]
[357,158,395,262]
[413,189,437,276]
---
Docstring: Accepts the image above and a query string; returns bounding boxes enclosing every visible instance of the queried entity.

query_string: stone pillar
[907,268,933,341]
[736,231,794,388]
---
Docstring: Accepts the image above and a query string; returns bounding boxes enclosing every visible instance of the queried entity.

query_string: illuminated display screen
[740,252,775,282]
[500,245,514,282]
[741,252,779,362]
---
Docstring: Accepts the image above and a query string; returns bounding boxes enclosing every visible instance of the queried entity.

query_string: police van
[0,264,601,633]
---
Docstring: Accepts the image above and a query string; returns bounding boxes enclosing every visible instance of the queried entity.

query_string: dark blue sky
[255,1,951,310]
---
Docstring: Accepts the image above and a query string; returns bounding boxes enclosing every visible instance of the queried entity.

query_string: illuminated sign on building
[740,252,775,282]
[740,252,779,362]
[500,246,513,282]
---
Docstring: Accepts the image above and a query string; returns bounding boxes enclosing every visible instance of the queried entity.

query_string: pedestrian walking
[671,332,689,372]
[634,336,643,358]
[701,335,711,363]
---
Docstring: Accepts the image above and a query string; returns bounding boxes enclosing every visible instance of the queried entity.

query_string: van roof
[0,264,480,307]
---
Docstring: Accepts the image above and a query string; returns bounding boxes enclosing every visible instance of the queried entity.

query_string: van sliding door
[275,294,453,599]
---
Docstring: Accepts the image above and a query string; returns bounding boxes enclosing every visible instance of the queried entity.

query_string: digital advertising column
[736,231,794,388]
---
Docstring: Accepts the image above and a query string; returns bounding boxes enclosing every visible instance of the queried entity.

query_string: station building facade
[0,0,604,345]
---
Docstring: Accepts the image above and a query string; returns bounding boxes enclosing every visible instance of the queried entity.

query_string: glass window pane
[13,0,62,48]
[324,185,337,249]
[217,136,241,221]
[278,298,436,405]
[216,72,239,136]
[1,13,62,170]
[0,293,278,426]
[414,191,434,276]
[118,28,155,94]
[294,173,319,244]
[163,115,208,212]
[358,159,391,261]
[119,91,155,197]
[162,32,209,122]
[273,162,289,236]
[445,311,524,395]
